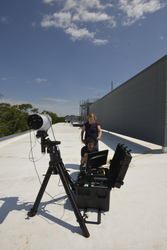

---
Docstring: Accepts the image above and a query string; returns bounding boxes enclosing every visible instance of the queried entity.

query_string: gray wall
[89,55,167,147]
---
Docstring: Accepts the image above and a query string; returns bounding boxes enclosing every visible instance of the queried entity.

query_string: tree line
[0,103,65,138]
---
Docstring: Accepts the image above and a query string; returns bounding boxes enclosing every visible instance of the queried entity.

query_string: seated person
[80,138,98,170]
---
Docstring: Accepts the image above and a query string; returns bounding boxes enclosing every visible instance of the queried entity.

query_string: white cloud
[43,0,54,3]
[160,36,164,39]
[63,0,78,10]
[80,0,105,10]
[63,0,113,11]
[119,0,166,26]
[65,24,95,41]
[42,97,69,102]
[41,0,115,44]
[36,78,47,83]
[31,22,36,27]
[41,0,167,42]
[43,0,59,5]
[72,10,116,27]
[41,12,72,28]
[93,39,108,45]
[0,16,7,23]
[53,12,71,28]
[2,77,14,81]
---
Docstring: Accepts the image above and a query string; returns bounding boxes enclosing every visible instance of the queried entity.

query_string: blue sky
[0,0,167,116]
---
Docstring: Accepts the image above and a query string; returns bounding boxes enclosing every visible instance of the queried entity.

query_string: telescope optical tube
[27,114,52,131]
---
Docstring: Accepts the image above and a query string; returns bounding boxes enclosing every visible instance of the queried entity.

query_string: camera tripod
[27,131,90,238]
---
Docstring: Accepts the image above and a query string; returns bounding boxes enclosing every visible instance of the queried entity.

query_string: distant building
[80,98,99,123]
[65,115,82,126]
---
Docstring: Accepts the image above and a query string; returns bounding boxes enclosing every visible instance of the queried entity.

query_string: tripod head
[27,114,61,154]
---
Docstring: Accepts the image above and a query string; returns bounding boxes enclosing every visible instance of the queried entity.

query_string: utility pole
[111,81,113,91]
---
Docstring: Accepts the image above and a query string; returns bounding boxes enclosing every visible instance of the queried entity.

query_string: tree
[11,104,33,133]
[0,103,12,137]
[31,108,39,114]
[0,103,65,138]
[0,103,32,136]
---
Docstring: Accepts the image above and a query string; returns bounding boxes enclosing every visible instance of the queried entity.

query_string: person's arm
[81,125,86,144]
[96,125,102,141]
[81,153,87,164]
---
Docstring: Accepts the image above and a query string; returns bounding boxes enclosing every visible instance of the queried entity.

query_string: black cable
[29,130,43,185]
[29,132,45,163]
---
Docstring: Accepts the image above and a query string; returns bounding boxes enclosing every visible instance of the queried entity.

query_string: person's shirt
[81,145,98,157]
[84,121,99,142]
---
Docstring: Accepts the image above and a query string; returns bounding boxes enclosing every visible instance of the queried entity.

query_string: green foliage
[57,117,65,122]
[0,103,65,138]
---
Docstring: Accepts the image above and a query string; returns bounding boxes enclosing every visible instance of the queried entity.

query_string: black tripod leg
[64,169,75,191]
[27,164,53,217]
[57,162,90,238]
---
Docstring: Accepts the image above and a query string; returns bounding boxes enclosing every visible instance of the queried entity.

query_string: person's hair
[87,113,97,120]
[85,138,95,146]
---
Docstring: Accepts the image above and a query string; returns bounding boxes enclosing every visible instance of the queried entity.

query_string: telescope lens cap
[27,114,43,130]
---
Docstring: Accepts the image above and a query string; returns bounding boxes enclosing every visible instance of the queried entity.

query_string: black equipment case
[75,143,132,211]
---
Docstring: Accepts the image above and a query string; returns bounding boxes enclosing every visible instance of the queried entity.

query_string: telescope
[27,114,90,238]
[27,114,52,131]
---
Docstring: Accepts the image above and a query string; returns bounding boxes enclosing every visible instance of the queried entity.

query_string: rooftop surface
[0,122,167,250]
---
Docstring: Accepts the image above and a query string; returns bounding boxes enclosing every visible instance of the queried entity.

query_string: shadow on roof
[101,131,161,154]
[0,196,83,236]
